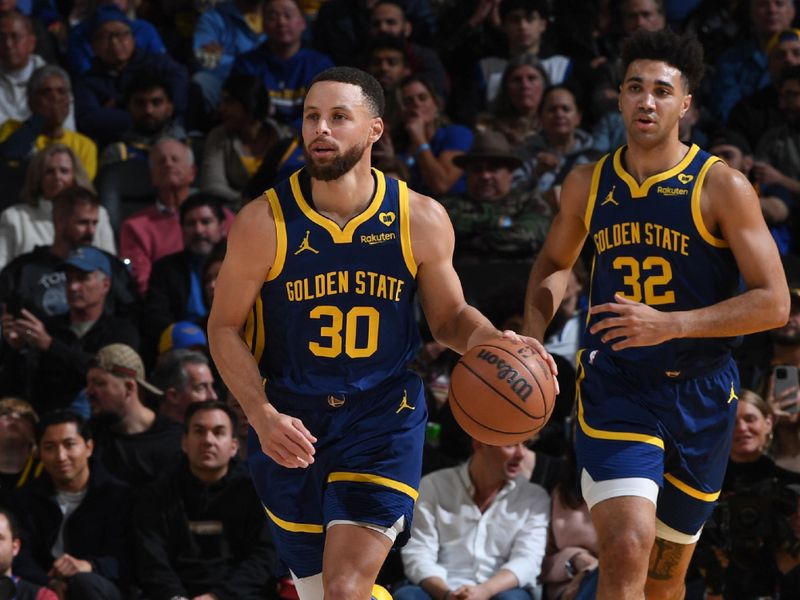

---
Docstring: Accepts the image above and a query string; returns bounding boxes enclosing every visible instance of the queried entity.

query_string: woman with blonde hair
[0,144,115,269]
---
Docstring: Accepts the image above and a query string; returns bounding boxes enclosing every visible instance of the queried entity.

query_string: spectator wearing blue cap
[66,0,166,75]
[73,5,187,148]
[0,246,139,415]
[157,321,208,357]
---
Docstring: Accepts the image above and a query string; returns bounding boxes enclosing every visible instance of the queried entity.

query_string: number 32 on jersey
[613,255,676,305]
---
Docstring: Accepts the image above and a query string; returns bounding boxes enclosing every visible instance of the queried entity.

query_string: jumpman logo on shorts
[294,230,319,255]
[395,390,415,413]
[728,382,738,403]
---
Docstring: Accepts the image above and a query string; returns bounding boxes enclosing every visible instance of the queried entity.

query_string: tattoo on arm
[648,538,685,581]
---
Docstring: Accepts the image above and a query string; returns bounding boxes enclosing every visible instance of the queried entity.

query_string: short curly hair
[310,67,385,118]
[621,29,705,94]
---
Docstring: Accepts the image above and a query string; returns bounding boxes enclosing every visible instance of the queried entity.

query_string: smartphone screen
[773,365,800,414]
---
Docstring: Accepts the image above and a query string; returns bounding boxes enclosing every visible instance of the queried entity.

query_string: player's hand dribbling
[253,404,316,468]
[500,330,560,395]
[589,294,675,349]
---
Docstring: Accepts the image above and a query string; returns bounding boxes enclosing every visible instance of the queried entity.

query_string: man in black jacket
[143,192,225,362]
[9,410,131,600]
[87,343,182,487]
[134,400,276,599]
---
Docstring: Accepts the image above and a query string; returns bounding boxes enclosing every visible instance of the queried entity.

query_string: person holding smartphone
[764,287,800,473]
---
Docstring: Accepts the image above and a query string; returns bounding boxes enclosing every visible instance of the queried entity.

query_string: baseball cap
[88,6,133,38]
[158,321,208,355]
[93,344,163,396]
[63,247,112,277]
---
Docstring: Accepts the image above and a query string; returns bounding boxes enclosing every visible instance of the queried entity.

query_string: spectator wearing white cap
[86,343,183,486]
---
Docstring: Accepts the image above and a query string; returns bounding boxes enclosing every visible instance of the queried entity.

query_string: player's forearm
[432,304,501,355]
[673,287,789,339]
[523,259,572,340]
[207,325,276,426]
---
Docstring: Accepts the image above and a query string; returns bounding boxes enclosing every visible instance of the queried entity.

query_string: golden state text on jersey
[583,145,740,370]
[244,168,420,395]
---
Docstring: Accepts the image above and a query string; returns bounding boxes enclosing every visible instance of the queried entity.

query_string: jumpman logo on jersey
[395,390,415,413]
[294,230,319,255]
[601,185,618,206]
[728,382,738,403]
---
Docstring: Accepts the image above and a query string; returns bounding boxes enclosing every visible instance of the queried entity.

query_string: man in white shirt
[398,438,550,600]
[0,11,75,129]
[0,11,44,125]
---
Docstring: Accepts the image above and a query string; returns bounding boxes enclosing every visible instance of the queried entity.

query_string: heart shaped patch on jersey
[677,174,694,184]
[379,212,396,227]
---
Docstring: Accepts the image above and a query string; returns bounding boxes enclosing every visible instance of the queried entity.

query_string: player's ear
[369,117,384,143]
[679,94,692,119]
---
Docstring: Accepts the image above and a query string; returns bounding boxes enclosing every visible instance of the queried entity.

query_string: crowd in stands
[1,0,800,598]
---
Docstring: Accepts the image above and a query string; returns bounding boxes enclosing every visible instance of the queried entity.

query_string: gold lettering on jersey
[285,270,405,302]
[594,221,689,257]
[644,223,690,256]
[361,232,397,245]
[656,186,689,196]
[286,270,350,301]
[354,271,405,301]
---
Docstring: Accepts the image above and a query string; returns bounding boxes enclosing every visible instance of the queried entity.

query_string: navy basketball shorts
[574,348,739,539]
[247,371,427,578]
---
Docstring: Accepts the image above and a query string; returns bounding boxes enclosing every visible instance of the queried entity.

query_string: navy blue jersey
[244,168,420,395]
[582,145,740,371]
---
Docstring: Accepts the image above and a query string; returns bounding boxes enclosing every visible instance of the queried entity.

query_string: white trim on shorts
[327,515,406,543]
[581,469,703,544]
[655,518,703,545]
[581,468,659,510]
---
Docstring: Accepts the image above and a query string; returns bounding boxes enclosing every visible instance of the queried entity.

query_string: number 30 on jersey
[309,305,380,358]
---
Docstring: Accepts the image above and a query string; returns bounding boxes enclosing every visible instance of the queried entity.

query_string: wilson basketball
[448,337,556,446]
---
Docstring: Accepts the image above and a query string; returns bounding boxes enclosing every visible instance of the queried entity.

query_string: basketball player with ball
[208,66,557,600]
[523,29,789,600]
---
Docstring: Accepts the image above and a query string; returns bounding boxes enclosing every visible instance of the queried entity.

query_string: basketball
[448,337,556,446]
